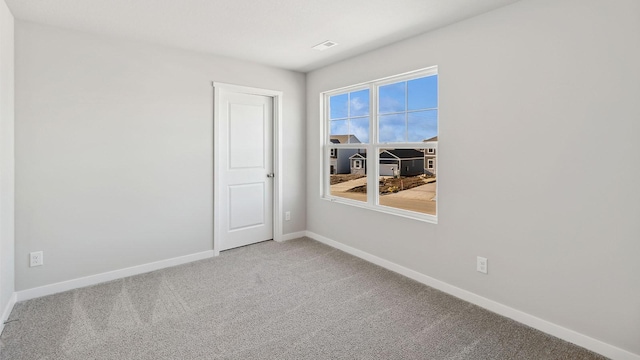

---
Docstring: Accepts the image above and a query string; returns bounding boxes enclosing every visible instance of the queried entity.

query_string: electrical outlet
[285,211,291,221]
[30,251,44,267]
[477,256,487,274]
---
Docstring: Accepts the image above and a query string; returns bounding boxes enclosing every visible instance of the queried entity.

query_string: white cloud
[379,124,404,142]
[350,123,369,143]
[350,97,365,111]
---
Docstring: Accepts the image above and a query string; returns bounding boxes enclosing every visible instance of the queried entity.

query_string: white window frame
[427,148,435,154]
[321,67,438,223]
[427,159,435,170]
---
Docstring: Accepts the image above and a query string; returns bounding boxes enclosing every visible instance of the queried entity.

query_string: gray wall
[336,149,356,174]
[306,0,640,355]
[15,21,306,291]
[0,0,15,313]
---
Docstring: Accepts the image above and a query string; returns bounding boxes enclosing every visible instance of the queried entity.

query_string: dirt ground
[330,177,367,202]
[329,175,436,215]
[347,176,434,194]
[379,182,436,215]
[330,174,365,185]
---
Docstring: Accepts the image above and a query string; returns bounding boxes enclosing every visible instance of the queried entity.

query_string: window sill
[322,196,438,224]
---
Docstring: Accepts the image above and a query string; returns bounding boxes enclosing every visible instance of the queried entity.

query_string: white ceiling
[6,0,521,72]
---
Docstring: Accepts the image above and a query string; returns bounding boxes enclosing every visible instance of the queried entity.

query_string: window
[323,67,438,222]
[329,89,370,143]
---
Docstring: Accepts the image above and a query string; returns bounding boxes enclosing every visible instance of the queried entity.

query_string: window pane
[379,82,406,114]
[330,90,371,143]
[350,117,369,143]
[378,148,436,216]
[330,94,348,119]
[408,75,438,110]
[407,110,438,142]
[329,148,367,202]
[379,114,405,142]
[330,119,348,137]
[350,89,370,117]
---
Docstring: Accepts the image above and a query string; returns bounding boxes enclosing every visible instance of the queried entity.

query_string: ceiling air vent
[312,40,338,51]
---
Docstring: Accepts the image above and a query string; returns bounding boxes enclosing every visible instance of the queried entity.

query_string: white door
[216,90,274,251]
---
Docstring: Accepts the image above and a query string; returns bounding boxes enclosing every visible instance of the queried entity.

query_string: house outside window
[323,67,438,222]
[423,135,437,177]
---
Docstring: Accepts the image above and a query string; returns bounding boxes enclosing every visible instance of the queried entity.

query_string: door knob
[267,173,275,178]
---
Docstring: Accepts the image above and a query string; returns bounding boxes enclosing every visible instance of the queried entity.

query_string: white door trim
[212,82,283,256]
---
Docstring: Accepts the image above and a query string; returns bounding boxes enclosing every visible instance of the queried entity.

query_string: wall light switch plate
[477,256,488,274]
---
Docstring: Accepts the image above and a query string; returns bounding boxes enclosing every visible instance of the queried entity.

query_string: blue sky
[330,75,437,143]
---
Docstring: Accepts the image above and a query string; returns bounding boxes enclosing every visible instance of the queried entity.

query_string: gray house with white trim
[380,149,424,176]
[350,149,424,176]
[423,136,437,176]
[349,152,367,175]
[329,135,360,174]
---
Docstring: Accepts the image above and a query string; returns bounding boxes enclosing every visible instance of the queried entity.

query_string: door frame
[212,82,284,256]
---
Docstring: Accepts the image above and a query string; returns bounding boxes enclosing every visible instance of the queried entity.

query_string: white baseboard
[16,250,215,302]
[0,292,17,334]
[279,231,307,242]
[305,231,639,360]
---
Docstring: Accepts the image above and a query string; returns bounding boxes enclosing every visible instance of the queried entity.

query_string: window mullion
[405,81,409,142]
[368,84,378,206]
[346,93,351,141]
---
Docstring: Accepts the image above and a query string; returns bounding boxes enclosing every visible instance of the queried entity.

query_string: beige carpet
[0,238,607,359]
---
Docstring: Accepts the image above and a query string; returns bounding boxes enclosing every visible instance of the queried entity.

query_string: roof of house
[423,136,438,142]
[350,149,424,160]
[330,134,361,144]
[381,149,425,159]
